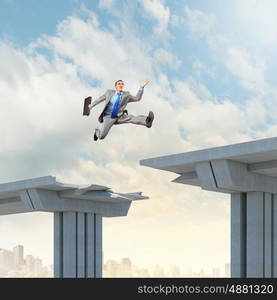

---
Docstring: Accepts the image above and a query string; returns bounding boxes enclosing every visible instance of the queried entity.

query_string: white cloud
[192,58,215,78]
[99,0,116,9]
[181,3,277,147]
[170,14,180,27]
[177,97,249,148]
[226,47,266,92]
[184,6,216,39]
[153,48,181,70]
[235,0,277,45]
[140,0,170,35]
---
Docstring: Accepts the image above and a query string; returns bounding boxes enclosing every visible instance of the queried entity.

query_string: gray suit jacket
[91,88,144,123]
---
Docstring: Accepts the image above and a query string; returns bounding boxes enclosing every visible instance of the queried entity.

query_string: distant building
[34,257,42,275]
[134,267,150,277]
[171,265,181,277]
[119,258,132,277]
[104,260,118,277]
[224,263,230,277]
[0,248,14,272]
[200,268,205,277]
[0,245,52,277]
[153,264,165,277]
[25,255,35,274]
[13,245,24,269]
[212,267,220,277]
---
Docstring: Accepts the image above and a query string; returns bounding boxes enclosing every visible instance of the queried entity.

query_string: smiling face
[115,80,124,92]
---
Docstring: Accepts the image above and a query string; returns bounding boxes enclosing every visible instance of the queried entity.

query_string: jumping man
[83,80,154,141]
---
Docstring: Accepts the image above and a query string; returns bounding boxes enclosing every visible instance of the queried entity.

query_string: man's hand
[140,79,150,88]
[88,104,93,110]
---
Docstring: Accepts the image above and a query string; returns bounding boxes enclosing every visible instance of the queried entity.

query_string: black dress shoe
[94,131,98,141]
[83,97,92,116]
[146,111,154,128]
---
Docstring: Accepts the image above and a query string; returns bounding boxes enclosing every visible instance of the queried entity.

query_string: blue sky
[0,0,265,104]
[1,0,277,275]
[0,0,78,45]
[2,0,277,107]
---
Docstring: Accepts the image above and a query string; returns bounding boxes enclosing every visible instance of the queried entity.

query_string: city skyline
[104,257,230,278]
[0,244,230,278]
[0,244,52,277]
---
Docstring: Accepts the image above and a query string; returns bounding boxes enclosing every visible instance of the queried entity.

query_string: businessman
[83,79,154,141]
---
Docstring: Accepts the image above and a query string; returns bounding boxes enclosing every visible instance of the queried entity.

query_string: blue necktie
[111,92,121,118]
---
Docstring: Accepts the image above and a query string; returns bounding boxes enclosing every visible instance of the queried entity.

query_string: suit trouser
[95,114,148,139]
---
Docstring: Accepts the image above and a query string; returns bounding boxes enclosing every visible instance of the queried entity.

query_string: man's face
[115,81,124,92]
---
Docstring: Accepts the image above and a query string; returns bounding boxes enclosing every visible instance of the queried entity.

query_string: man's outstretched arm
[88,91,107,110]
[128,80,150,102]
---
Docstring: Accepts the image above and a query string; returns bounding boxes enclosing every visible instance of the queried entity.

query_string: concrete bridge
[0,175,148,277]
[140,136,277,278]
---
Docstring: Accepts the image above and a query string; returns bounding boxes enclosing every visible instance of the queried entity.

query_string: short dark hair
[115,80,124,86]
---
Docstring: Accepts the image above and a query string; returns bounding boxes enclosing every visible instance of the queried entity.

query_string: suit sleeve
[127,88,144,103]
[91,90,107,107]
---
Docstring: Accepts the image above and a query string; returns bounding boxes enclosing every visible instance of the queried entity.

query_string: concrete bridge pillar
[54,212,102,278]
